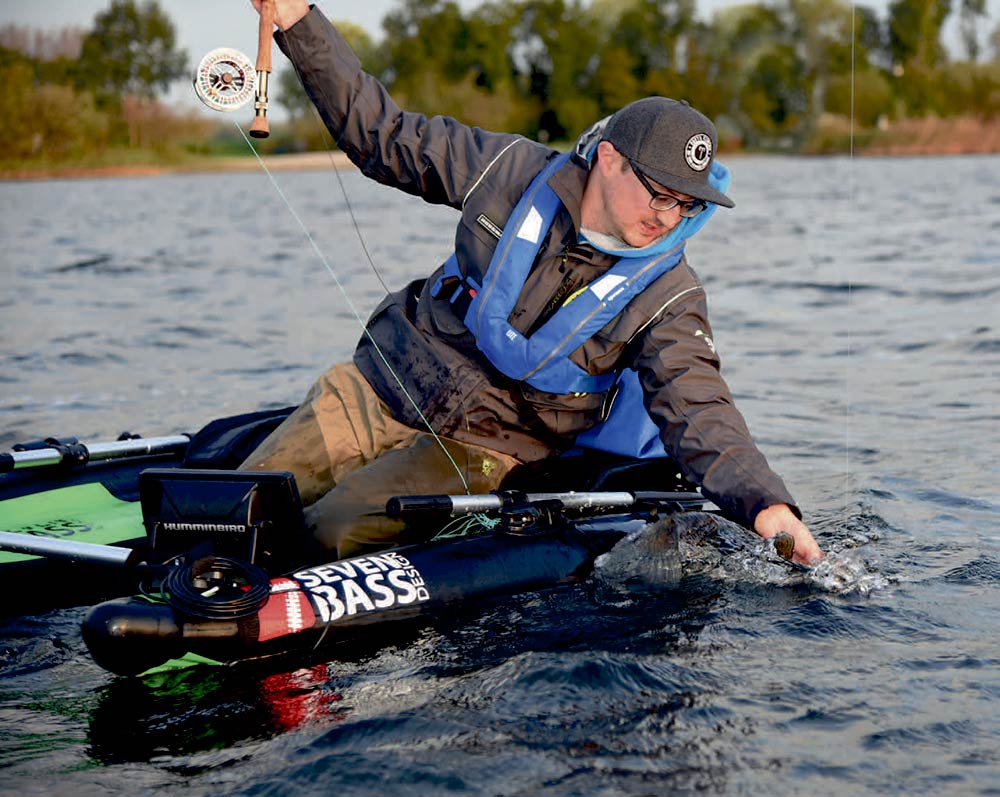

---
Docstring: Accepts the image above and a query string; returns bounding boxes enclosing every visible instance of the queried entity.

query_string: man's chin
[626,228,668,248]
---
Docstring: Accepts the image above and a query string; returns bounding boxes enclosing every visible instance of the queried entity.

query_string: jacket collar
[547,152,591,235]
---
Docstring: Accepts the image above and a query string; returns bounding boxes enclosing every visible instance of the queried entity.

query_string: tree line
[320,0,998,149]
[0,0,198,163]
[2,0,997,166]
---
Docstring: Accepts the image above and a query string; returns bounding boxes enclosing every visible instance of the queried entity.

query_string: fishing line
[845,4,857,511]
[311,120,393,297]
[307,584,337,652]
[234,121,470,493]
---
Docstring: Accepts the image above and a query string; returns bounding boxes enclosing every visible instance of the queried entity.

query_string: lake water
[1,153,998,795]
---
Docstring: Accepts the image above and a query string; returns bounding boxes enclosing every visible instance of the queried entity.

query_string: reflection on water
[1,154,998,795]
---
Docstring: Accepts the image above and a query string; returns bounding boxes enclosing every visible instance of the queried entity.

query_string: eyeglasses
[628,159,707,217]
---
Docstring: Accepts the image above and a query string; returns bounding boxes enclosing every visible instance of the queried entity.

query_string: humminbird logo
[160,522,249,534]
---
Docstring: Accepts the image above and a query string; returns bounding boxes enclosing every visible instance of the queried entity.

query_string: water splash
[724,536,894,596]
[607,511,894,596]
[805,549,893,596]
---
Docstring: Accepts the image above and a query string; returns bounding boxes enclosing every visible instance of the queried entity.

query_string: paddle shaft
[0,435,190,473]
[0,530,135,566]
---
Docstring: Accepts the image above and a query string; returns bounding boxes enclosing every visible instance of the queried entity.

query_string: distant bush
[825,70,895,127]
[1,62,110,160]
[935,60,1000,119]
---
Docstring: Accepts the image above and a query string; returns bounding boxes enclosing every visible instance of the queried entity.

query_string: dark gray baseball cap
[602,97,734,208]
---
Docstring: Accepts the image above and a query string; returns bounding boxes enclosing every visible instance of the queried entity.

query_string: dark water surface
[1,154,998,795]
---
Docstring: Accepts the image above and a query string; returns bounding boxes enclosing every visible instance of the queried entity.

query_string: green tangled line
[431,513,502,540]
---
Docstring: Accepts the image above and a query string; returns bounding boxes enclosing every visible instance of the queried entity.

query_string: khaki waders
[241,362,519,559]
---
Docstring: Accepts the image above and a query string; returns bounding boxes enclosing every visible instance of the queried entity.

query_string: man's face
[609,157,691,247]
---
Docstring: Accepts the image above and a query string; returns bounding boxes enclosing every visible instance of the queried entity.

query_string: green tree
[379,0,539,132]
[818,3,895,127]
[77,0,187,104]
[0,61,109,161]
[957,0,987,61]
[507,0,602,140]
[278,20,379,119]
[888,0,951,68]
[382,0,480,113]
[825,69,894,126]
[381,0,471,93]
[740,43,812,143]
[677,21,735,124]
[607,0,698,109]
[888,0,954,113]
[707,3,800,145]
[855,4,889,69]
[785,0,875,134]
[590,40,643,114]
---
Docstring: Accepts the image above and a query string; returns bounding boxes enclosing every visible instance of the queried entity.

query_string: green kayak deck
[0,482,143,564]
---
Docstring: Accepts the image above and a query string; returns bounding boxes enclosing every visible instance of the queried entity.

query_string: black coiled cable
[161,556,271,620]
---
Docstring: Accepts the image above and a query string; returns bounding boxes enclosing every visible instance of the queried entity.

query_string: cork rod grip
[249,0,275,138]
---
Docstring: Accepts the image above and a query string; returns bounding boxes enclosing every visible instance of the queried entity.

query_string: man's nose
[655,204,683,227]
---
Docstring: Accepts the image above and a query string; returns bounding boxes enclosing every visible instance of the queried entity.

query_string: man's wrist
[273,1,311,31]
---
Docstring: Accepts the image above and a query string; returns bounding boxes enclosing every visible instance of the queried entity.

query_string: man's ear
[594,141,620,175]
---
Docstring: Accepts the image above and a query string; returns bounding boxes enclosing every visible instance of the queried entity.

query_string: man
[244,0,823,565]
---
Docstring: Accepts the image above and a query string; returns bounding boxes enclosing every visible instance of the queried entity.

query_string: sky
[2,0,997,120]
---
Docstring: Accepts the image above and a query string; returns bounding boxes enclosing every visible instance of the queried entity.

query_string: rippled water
[1,154,998,795]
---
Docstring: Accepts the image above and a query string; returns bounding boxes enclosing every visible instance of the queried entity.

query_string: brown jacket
[276,8,798,526]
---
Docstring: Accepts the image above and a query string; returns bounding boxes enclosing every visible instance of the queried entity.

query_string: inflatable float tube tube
[82,517,634,676]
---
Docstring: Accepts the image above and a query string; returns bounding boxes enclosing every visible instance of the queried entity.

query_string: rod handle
[249,0,275,139]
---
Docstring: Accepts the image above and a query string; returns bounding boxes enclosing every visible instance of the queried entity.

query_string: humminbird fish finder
[138,469,306,572]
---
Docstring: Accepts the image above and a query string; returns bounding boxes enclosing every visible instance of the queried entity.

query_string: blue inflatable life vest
[433,150,726,458]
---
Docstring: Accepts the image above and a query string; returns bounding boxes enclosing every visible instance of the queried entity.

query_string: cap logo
[684,133,712,172]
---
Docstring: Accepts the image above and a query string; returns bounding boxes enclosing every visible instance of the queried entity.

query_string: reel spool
[193,48,257,112]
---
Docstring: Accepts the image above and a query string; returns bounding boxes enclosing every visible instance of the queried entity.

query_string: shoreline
[2,136,996,182]
[0,151,355,182]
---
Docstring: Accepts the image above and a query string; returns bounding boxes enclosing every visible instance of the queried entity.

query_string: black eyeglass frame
[628,159,707,217]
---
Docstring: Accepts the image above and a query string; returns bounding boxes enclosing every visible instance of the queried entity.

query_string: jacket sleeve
[275,7,523,209]
[637,289,799,527]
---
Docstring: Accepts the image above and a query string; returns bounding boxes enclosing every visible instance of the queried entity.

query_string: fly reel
[193,48,257,112]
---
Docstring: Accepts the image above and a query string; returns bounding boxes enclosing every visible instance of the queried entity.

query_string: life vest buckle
[432,274,477,320]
